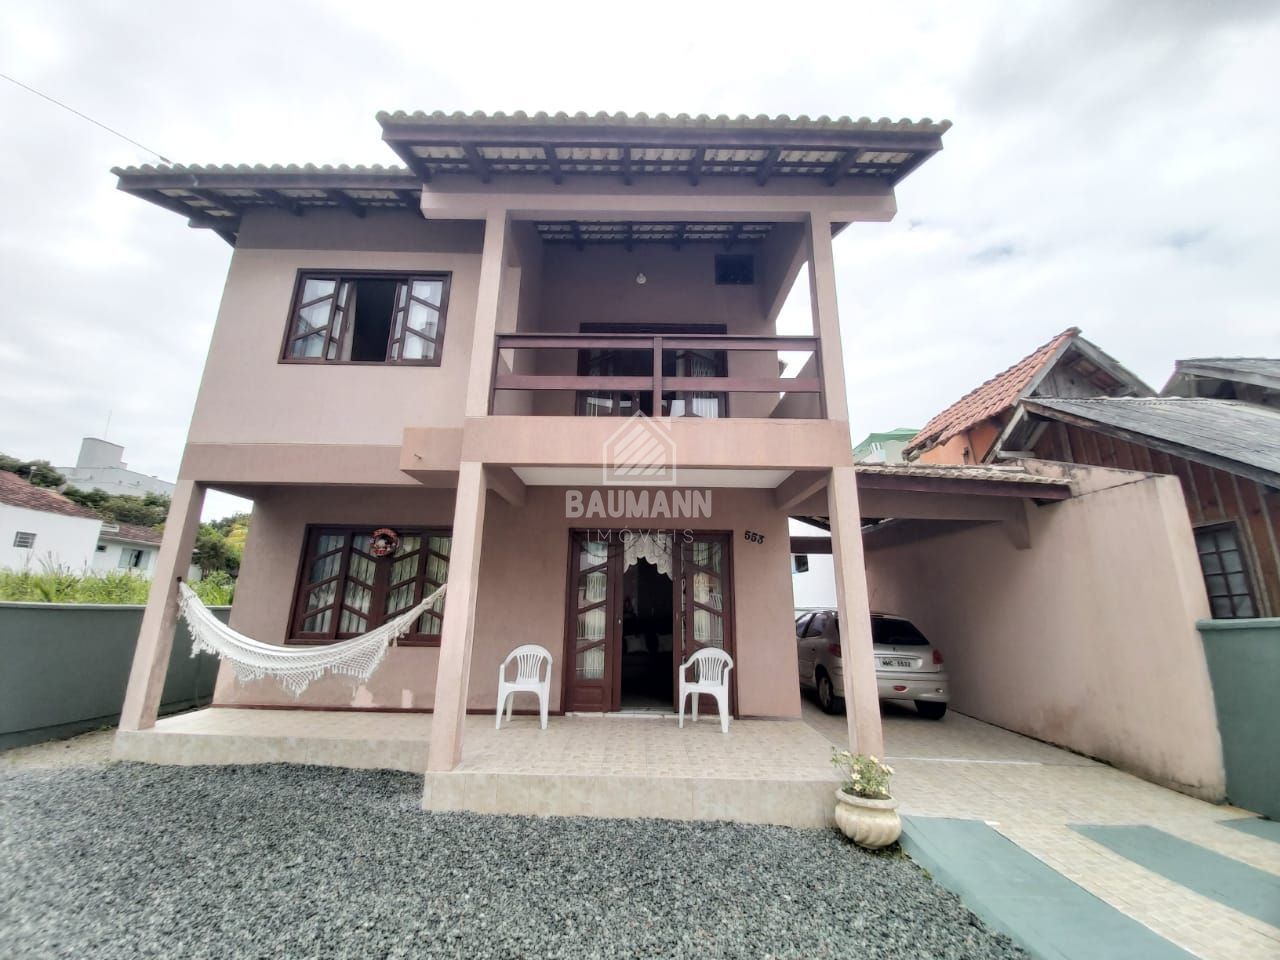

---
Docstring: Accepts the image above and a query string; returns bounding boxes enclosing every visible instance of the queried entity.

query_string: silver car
[796,609,950,719]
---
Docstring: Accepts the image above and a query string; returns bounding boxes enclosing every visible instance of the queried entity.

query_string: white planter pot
[833,789,902,849]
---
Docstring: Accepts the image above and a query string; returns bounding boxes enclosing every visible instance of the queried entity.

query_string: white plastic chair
[678,647,734,733]
[496,644,553,730]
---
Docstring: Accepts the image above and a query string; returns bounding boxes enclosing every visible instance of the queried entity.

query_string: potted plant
[830,750,901,848]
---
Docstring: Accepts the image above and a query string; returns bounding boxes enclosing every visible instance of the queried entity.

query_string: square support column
[118,478,206,731]
[827,465,884,757]
[427,460,489,772]
[806,212,851,424]
[464,209,512,418]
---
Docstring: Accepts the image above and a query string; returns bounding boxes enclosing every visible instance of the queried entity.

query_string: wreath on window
[370,528,400,558]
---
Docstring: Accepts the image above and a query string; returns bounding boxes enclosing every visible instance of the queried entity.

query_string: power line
[0,70,172,164]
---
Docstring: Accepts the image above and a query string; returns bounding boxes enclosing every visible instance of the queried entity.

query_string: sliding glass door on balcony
[575,323,727,418]
[575,347,728,418]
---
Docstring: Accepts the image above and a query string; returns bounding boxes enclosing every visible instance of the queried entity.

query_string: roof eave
[1020,399,1280,488]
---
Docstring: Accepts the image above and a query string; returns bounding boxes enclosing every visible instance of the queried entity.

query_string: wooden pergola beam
[325,189,367,218]
[386,141,432,182]
[824,148,861,186]
[688,148,705,186]
[541,143,563,184]
[460,143,491,183]
[256,188,304,216]
[755,147,782,186]
[187,189,240,217]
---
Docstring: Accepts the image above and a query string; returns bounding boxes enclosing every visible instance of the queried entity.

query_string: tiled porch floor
[113,708,841,828]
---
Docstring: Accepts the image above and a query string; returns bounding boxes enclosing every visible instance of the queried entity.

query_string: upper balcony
[492,331,823,420]
[111,110,948,472]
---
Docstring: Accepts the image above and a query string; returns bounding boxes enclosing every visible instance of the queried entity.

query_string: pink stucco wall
[864,466,1225,799]
[188,212,484,446]
[215,485,801,718]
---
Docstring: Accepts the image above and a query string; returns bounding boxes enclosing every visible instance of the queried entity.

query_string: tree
[0,454,65,488]
[193,525,240,578]
[63,487,170,528]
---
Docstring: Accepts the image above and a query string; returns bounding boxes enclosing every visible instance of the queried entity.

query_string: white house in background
[789,430,918,609]
[93,522,163,575]
[57,438,175,499]
[0,471,163,576]
[0,471,103,572]
[790,517,835,611]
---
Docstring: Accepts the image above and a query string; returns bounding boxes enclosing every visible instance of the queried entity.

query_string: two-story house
[112,111,959,817]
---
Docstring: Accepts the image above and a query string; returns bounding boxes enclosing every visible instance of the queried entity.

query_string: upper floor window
[281,272,451,366]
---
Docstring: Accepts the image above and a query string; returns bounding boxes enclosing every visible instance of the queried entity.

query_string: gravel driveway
[0,763,1025,959]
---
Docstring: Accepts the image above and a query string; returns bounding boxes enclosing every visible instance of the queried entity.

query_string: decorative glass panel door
[564,533,618,711]
[677,533,735,713]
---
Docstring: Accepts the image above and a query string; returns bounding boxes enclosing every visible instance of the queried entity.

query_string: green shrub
[831,749,895,800]
[0,567,234,606]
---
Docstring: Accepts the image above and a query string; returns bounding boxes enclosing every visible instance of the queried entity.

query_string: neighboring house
[903,327,1152,464]
[93,522,163,575]
[914,331,1280,618]
[1006,391,1280,619]
[852,428,917,464]
[1162,357,1280,408]
[57,437,175,499]
[108,111,1230,814]
[789,517,837,611]
[0,470,104,571]
[0,470,165,576]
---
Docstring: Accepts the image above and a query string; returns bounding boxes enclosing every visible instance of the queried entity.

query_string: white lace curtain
[622,532,673,578]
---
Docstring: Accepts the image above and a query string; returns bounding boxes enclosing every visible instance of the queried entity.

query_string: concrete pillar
[464,209,512,418]
[426,460,489,771]
[806,212,851,423]
[828,468,884,757]
[118,478,206,731]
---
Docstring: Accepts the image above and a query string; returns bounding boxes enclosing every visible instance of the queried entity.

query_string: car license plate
[879,657,913,668]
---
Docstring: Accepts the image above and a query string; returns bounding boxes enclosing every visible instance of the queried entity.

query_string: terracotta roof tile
[376,110,953,134]
[98,521,163,545]
[0,471,101,521]
[905,328,1080,455]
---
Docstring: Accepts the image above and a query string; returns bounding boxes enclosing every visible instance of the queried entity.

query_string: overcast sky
[1,0,1277,519]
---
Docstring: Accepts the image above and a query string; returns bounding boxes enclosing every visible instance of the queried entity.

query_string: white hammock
[178,581,446,696]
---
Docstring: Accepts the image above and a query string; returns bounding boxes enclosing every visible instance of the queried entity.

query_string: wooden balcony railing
[491,332,824,418]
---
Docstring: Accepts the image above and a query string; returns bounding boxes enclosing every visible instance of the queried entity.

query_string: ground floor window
[290,526,450,645]
[1194,522,1258,619]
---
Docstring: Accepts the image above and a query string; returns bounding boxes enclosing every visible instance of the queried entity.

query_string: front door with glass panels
[677,533,735,714]
[563,530,734,713]
[565,533,617,711]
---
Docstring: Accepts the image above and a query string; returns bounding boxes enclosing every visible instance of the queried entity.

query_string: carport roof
[855,462,1073,498]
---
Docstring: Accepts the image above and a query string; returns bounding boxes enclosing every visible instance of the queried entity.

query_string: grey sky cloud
[1,1,1276,519]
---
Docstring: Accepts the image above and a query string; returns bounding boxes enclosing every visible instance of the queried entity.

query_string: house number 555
[743,530,765,544]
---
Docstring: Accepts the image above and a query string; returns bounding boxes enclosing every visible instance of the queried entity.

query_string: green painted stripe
[901,817,1195,960]
[1220,817,1280,845]
[1074,825,1280,927]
